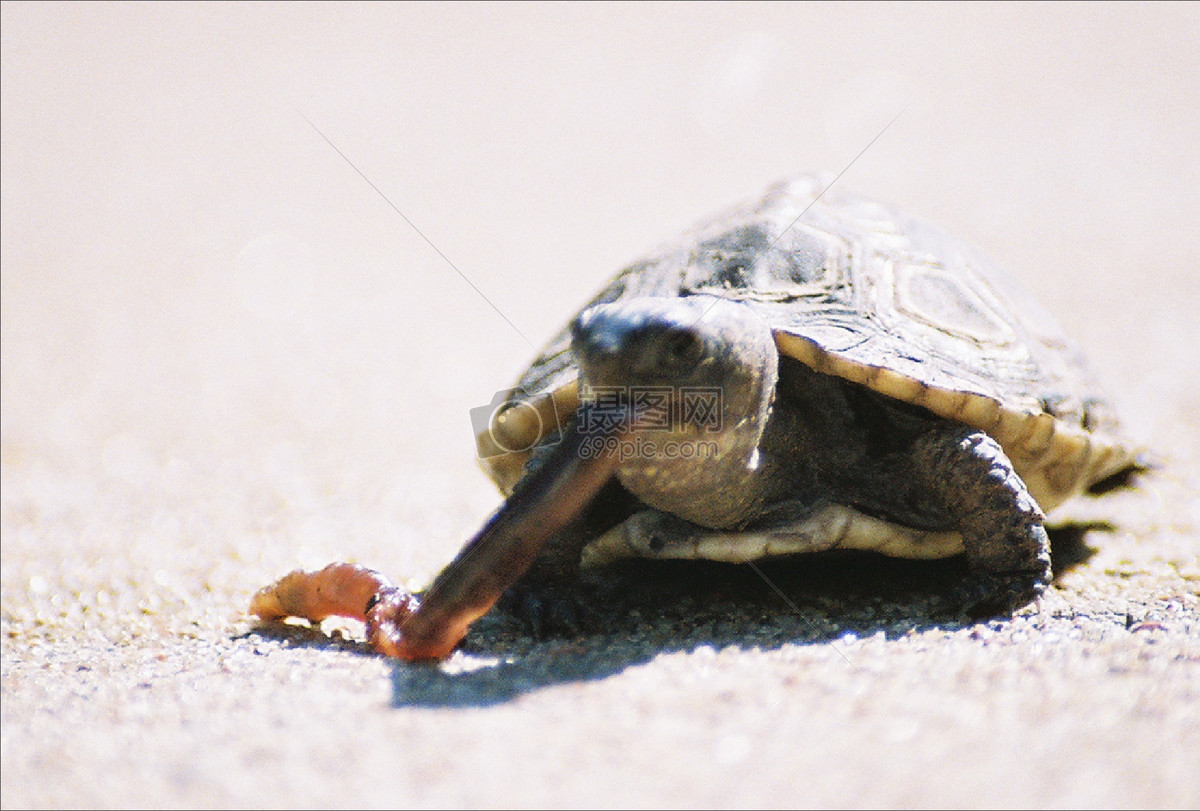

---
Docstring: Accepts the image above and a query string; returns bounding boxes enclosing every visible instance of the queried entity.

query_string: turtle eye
[663,328,704,365]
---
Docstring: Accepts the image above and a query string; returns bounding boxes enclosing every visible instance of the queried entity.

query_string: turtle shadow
[385,553,963,708]
[1047,520,1109,569]
[384,520,1119,708]
[244,521,1116,708]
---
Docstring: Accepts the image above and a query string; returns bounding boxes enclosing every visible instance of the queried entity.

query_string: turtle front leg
[251,411,633,660]
[910,428,1052,617]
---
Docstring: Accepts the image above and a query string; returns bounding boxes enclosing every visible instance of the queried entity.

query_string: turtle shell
[477,176,1134,514]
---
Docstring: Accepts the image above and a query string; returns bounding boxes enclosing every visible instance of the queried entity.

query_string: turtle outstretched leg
[909,428,1052,617]
[251,413,632,660]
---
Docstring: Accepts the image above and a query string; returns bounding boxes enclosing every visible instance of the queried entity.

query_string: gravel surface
[3,4,1198,808]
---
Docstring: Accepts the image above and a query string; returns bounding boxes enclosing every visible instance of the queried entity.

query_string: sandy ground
[3,4,1198,808]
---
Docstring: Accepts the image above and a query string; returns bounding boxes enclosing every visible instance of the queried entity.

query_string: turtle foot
[943,569,1047,620]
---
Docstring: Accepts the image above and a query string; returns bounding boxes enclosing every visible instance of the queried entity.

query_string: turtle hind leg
[909,428,1052,618]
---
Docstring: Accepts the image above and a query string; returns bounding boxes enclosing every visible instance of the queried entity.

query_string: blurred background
[5,4,1195,489]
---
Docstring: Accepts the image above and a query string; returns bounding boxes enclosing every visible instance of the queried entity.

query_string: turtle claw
[942,570,1048,620]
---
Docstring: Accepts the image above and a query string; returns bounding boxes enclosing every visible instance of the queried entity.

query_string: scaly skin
[911,428,1052,616]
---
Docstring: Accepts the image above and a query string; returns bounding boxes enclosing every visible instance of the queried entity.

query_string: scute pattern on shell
[484,176,1132,510]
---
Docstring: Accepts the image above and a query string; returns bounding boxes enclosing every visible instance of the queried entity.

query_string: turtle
[251,175,1137,661]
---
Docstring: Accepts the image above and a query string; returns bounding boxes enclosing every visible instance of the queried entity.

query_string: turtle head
[570,295,780,525]
[571,295,778,408]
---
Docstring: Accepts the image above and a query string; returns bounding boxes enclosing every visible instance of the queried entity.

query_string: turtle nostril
[573,307,642,360]
[585,331,624,359]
